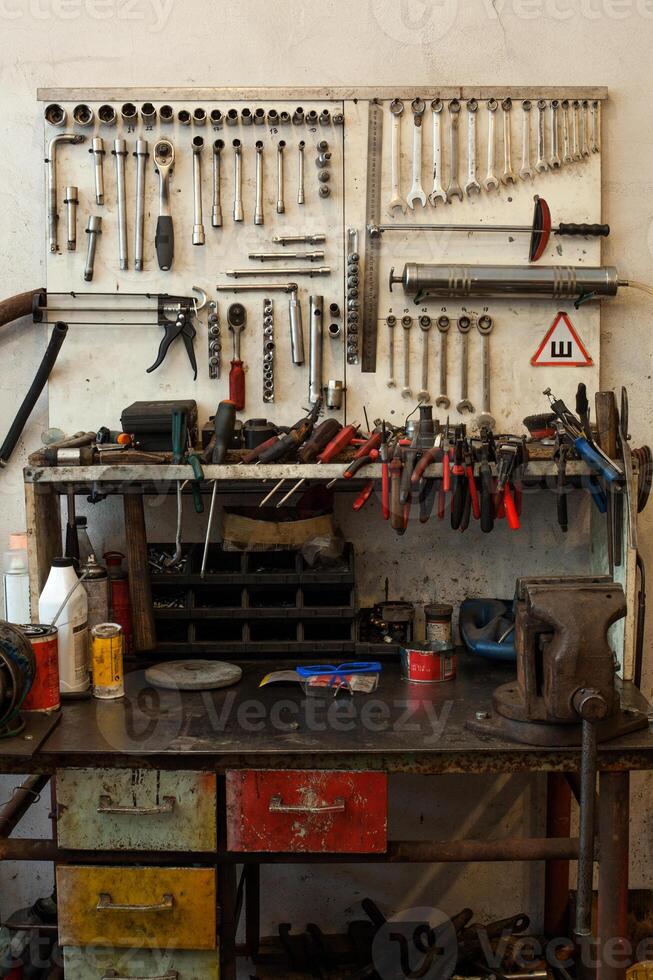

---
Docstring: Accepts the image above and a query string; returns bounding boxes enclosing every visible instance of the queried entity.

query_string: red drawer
[226,769,387,853]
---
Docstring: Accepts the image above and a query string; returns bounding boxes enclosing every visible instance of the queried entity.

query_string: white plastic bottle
[3,532,30,624]
[39,558,90,694]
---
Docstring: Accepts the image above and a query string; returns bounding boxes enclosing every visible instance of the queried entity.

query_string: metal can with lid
[424,602,454,651]
[20,625,60,713]
[401,644,457,684]
[91,623,125,700]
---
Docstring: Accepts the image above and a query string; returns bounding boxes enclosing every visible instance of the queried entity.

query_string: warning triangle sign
[531,312,593,367]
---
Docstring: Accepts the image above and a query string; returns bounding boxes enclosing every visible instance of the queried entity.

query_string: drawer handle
[97,893,174,913]
[269,794,346,814]
[103,973,178,980]
[97,795,176,816]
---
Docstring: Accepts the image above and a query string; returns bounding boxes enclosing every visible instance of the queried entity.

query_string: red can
[20,625,61,713]
[401,644,457,684]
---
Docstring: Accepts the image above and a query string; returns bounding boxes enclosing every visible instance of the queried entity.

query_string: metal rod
[575,716,598,940]
[226,267,330,278]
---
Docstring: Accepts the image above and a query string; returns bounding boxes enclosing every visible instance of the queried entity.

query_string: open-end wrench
[446,100,463,202]
[571,100,582,161]
[407,98,427,209]
[535,99,548,173]
[417,315,432,402]
[212,139,223,228]
[428,98,448,205]
[233,139,244,222]
[134,138,148,270]
[561,100,573,164]
[154,138,175,271]
[590,100,600,153]
[476,314,495,430]
[254,140,264,225]
[401,314,412,399]
[501,98,516,185]
[581,100,590,157]
[192,136,205,245]
[435,315,450,409]
[277,140,286,214]
[519,100,533,180]
[456,315,474,415]
[112,137,128,270]
[549,100,561,169]
[483,98,499,192]
[387,314,397,388]
[465,99,481,197]
[387,99,407,216]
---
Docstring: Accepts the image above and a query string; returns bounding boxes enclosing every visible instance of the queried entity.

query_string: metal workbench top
[13,654,652,775]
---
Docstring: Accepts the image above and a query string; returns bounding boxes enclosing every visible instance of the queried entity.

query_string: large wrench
[571,100,582,161]
[535,99,548,173]
[549,100,561,169]
[435,315,450,409]
[561,99,573,164]
[456,315,474,415]
[446,100,463,202]
[519,100,533,180]
[580,100,590,158]
[387,99,407,216]
[401,315,412,399]
[476,314,495,430]
[590,100,600,153]
[428,98,448,205]
[407,98,427,209]
[417,315,432,402]
[500,98,516,185]
[465,99,481,196]
[483,98,499,191]
[386,314,397,388]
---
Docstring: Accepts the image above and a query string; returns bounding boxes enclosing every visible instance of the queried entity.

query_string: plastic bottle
[3,532,30,624]
[38,557,90,694]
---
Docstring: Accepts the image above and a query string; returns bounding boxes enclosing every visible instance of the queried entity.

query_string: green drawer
[63,946,219,978]
[56,768,217,852]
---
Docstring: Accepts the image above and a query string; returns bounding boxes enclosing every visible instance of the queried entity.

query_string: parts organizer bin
[149,543,357,657]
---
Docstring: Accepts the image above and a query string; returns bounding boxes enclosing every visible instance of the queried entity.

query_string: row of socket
[346,231,360,365]
[44,102,345,129]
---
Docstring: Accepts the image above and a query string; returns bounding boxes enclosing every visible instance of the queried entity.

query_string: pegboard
[39,87,605,437]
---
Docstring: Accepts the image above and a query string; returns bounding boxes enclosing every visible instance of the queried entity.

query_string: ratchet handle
[155,215,174,271]
[229,359,245,411]
[556,222,610,238]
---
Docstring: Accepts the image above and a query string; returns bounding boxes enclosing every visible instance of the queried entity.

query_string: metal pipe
[133,139,149,271]
[597,772,630,980]
[46,133,85,253]
[308,294,323,404]
[192,136,205,245]
[112,138,129,270]
[0,775,50,838]
[63,186,78,251]
[391,263,621,301]
[84,216,102,281]
[226,267,330,278]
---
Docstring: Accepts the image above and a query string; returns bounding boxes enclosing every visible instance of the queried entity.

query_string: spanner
[465,99,481,196]
[428,98,448,205]
[500,98,516,185]
[483,98,499,191]
[435,315,450,409]
[386,314,397,388]
[456,315,474,415]
[476,314,495,430]
[254,140,264,225]
[277,140,286,214]
[446,100,463,202]
[233,139,244,222]
[387,99,407,216]
[549,100,561,169]
[417,315,432,402]
[407,97,427,209]
[401,314,412,399]
[580,100,590,158]
[535,99,548,173]
[571,100,582,161]
[590,100,600,153]
[561,100,573,164]
[519,100,533,180]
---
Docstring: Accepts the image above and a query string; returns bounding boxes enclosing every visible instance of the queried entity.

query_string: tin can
[20,625,60,713]
[401,644,457,684]
[424,602,454,651]
[91,623,125,700]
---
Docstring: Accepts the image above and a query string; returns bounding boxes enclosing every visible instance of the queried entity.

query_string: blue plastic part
[575,436,622,484]
[296,662,383,679]
[459,598,516,663]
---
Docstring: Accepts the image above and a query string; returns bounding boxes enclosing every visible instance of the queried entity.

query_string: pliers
[147,293,201,379]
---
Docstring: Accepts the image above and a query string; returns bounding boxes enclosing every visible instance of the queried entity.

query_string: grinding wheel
[145,660,243,691]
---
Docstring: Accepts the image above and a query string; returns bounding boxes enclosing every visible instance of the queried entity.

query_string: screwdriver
[257,405,321,464]
[241,434,280,464]
[227,303,247,410]
[317,422,360,463]
[297,418,342,463]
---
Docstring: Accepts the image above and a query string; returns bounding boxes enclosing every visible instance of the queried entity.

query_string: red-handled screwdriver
[317,422,360,464]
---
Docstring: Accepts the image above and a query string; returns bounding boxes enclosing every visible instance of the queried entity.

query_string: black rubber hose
[0,320,68,467]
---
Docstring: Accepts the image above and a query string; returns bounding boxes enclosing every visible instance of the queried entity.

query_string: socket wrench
[153,139,175,271]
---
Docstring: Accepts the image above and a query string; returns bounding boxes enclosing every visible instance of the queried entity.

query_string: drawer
[56,768,217,852]
[226,769,387,852]
[63,946,219,979]
[57,866,216,950]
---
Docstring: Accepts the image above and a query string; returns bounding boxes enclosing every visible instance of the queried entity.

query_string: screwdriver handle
[297,419,342,463]
[229,359,245,411]
[354,431,382,460]
[318,424,359,463]
[241,434,279,464]
[556,222,610,238]
[212,399,237,465]
[389,457,405,533]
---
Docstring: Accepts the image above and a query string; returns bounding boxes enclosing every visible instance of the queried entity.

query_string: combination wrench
[428,99,447,205]
[483,98,499,192]
[446,100,463,202]
[561,100,573,164]
[254,140,264,226]
[590,100,600,153]
[89,137,105,205]
[535,99,548,173]
[476,314,495,430]
[580,100,590,158]
[465,99,481,197]
[407,97,427,209]
[386,314,397,388]
[277,140,286,214]
[153,138,175,271]
[571,100,582,161]
[112,138,128,270]
[401,314,412,399]
[519,101,533,180]
[387,99,407,216]
[192,136,205,245]
[134,138,148,270]
[435,315,450,409]
[233,139,244,222]
[212,139,224,228]
[417,315,432,403]
[500,98,516,185]
[549,100,561,170]
[456,315,474,415]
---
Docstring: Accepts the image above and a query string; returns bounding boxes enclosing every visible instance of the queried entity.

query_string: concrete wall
[1,0,652,945]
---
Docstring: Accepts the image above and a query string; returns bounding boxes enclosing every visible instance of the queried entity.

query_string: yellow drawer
[57,866,216,950]
[63,945,220,978]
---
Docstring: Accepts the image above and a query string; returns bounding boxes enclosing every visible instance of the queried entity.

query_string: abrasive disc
[145,660,243,691]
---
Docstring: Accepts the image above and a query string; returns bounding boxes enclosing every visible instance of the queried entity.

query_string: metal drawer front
[63,946,220,979]
[57,866,216,949]
[56,768,217,851]
[226,769,387,852]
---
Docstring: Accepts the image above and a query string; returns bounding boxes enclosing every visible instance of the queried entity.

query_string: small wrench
[456,315,474,415]
[519,100,533,180]
[407,98,427,209]
[561,99,573,164]
[386,314,397,388]
[581,100,590,157]
[483,98,499,191]
[549,100,561,169]
[571,100,582,161]
[417,314,432,402]
[476,314,495,430]
[277,140,286,214]
[428,98,448,205]
[501,98,516,185]
[254,140,264,225]
[387,99,407,216]
[435,315,450,409]
[535,99,549,173]
[465,99,481,196]
[446,99,463,202]
[401,314,412,399]
[233,139,244,222]
[590,100,600,153]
